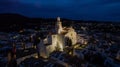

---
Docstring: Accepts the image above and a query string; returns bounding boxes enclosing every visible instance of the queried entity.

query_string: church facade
[39,17,77,58]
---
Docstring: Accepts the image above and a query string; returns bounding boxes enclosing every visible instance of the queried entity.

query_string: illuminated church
[39,17,77,58]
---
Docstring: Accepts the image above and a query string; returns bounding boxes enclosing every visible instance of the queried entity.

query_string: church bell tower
[56,17,63,34]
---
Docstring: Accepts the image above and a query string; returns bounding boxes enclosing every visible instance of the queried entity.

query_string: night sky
[0,0,120,21]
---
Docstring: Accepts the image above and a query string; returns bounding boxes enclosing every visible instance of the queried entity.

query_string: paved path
[17,53,37,64]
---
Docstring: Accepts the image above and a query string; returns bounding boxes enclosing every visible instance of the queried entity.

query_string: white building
[39,17,77,58]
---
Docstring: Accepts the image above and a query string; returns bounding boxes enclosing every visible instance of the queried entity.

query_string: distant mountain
[0,13,27,18]
[0,13,119,24]
[0,13,74,25]
[0,13,29,24]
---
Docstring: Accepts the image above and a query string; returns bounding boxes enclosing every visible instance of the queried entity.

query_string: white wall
[65,29,77,45]
[45,34,65,57]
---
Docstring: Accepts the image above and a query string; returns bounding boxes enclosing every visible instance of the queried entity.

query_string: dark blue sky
[0,0,120,21]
